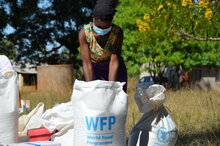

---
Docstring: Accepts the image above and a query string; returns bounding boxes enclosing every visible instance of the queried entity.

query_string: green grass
[21,78,220,145]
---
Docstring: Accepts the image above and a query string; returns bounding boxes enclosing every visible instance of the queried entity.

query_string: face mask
[93,24,112,36]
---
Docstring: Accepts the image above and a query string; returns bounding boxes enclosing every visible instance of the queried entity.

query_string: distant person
[0,55,21,108]
[79,0,127,92]
[181,71,190,88]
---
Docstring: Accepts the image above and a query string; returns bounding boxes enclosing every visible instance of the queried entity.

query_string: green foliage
[0,40,16,59]
[180,41,220,69]
[114,0,147,76]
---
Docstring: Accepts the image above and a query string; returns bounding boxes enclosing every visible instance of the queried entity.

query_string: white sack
[42,102,74,135]
[19,103,45,136]
[52,128,74,146]
[128,85,178,146]
[0,113,18,144]
[128,106,178,146]
[0,73,19,144]
[71,80,128,146]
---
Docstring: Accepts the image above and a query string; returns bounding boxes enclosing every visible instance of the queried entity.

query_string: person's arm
[79,28,93,81]
[108,28,123,81]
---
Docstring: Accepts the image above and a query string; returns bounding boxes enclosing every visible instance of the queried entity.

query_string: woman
[79,0,127,92]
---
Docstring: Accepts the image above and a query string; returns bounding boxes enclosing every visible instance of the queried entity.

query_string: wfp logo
[156,127,171,143]
[86,116,116,131]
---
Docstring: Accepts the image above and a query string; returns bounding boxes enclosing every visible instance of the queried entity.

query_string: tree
[0,40,16,59]
[135,0,220,80]
[114,0,148,76]
[0,0,96,67]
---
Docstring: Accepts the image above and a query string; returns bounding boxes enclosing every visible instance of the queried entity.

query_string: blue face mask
[93,24,112,36]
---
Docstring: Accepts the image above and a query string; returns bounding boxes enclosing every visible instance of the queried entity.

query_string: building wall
[139,64,220,89]
[190,67,220,89]
[37,64,73,92]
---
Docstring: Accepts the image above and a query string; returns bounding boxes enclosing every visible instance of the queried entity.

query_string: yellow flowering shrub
[143,14,151,21]
[172,4,177,9]
[166,2,172,7]
[198,0,210,8]
[182,0,193,7]
[205,8,213,22]
[136,18,150,32]
[136,19,142,25]
[166,2,176,9]
[157,5,163,11]
[136,0,217,34]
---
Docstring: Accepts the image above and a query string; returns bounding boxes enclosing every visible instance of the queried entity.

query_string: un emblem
[156,127,171,143]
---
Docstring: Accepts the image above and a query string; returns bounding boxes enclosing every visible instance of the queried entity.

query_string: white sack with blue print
[71,80,128,146]
[128,85,178,146]
[0,73,19,144]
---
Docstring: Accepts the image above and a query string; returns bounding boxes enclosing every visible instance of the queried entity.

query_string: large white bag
[52,128,74,146]
[42,102,73,134]
[128,85,178,146]
[42,101,74,146]
[19,103,45,136]
[0,73,19,144]
[71,80,128,146]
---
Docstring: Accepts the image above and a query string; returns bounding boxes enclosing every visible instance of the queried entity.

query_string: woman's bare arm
[108,28,123,81]
[79,28,93,81]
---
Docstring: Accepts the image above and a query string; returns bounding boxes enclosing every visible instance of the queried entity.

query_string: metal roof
[11,60,37,74]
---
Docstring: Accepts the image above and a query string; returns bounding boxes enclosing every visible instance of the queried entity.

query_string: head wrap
[93,0,118,21]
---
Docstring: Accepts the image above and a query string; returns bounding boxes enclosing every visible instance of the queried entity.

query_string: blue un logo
[156,127,171,143]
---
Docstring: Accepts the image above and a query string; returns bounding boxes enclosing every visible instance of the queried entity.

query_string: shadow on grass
[176,130,220,146]
[126,129,220,145]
